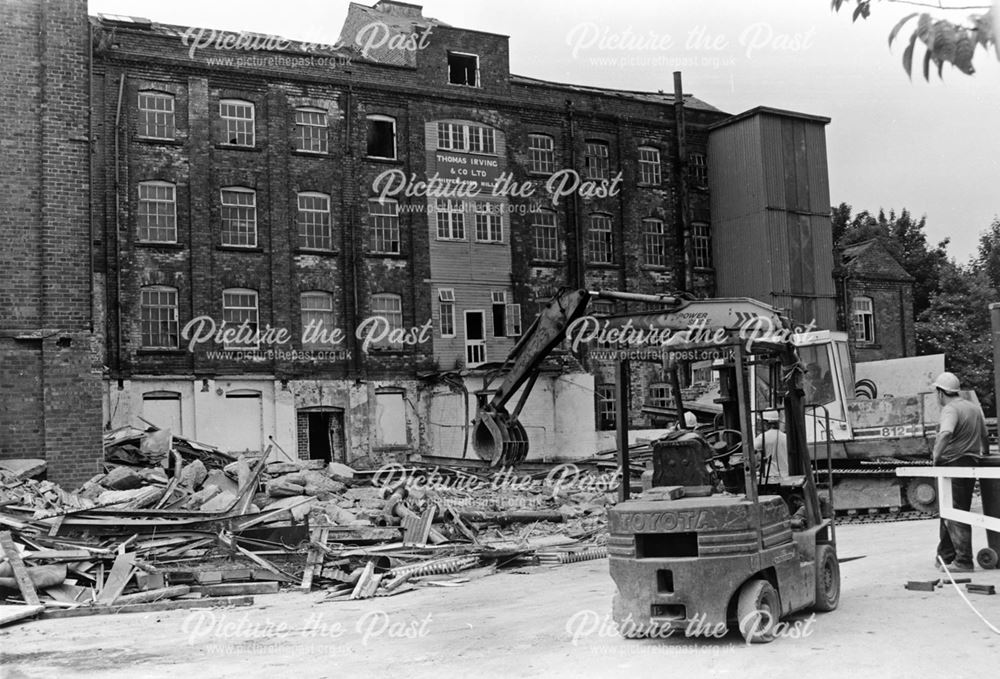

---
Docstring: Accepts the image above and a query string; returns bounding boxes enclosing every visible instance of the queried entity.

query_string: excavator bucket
[472,410,529,467]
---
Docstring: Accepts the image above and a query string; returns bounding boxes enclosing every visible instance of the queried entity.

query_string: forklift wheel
[737,579,779,644]
[977,547,999,570]
[813,544,841,612]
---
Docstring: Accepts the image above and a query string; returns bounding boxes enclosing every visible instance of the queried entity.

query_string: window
[528,134,555,174]
[474,202,502,242]
[447,52,479,87]
[138,91,175,140]
[222,289,258,349]
[592,300,615,317]
[643,218,667,267]
[596,384,616,431]
[588,214,614,264]
[638,146,662,185]
[648,383,673,409]
[366,115,396,159]
[137,181,177,243]
[140,286,178,348]
[438,288,455,337]
[690,152,708,184]
[297,192,332,251]
[436,122,496,154]
[369,199,400,254]
[533,210,559,262]
[436,199,465,240]
[294,108,328,153]
[492,291,507,337]
[692,222,712,268]
[370,293,403,350]
[584,141,610,180]
[507,302,522,337]
[301,291,334,350]
[220,188,257,247]
[219,99,254,146]
[853,296,876,344]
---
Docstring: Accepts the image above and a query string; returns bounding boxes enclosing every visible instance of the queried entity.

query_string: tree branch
[885,0,992,10]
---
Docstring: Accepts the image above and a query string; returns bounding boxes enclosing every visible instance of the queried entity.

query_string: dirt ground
[2,517,999,679]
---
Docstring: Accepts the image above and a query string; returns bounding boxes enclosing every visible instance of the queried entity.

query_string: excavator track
[835,508,936,525]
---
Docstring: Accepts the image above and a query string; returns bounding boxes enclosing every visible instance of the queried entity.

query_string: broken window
[690,152,708,185]
[584,140,610,180]
[596,384,617,431]
[853,296,876,344]
[366,115,396,159]
[140,286,179,348]
[438,288,455,337]
[492,291,507,337]
[369,199,400,254]
[447,52,479,87]
[219,99,254,146]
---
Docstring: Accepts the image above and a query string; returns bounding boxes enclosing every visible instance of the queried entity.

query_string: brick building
[835,238,916,363]
[0,0,103,486]
[80,1,839,469]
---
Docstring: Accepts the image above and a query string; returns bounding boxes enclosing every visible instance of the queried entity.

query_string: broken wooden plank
[95,552,136,605]
[191,582,278,597]
[112,585,190,606]
[37,594,254,620]
[22,549,92,561]
[0,531,41,606]
[300,526,330,592]
[0,604,44,626]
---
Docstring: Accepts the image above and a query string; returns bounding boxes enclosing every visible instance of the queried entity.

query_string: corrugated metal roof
[510,74,723,112]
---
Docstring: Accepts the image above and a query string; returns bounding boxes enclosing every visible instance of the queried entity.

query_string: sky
[87,0,1000,263]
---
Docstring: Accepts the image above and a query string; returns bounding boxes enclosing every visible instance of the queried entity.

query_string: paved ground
[2,517,999,679]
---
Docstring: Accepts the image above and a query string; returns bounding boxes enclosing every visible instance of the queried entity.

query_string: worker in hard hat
[754,410,788,484]
[931,371,990,573]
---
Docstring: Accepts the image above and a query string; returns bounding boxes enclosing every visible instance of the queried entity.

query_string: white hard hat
[932,372,961,394]
[762,410,780,423]
[684,411,697,427]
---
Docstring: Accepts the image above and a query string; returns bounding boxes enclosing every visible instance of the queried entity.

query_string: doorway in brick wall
[296,407,346,463]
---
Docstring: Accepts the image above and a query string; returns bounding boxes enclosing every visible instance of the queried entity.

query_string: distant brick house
[835,238,916,363]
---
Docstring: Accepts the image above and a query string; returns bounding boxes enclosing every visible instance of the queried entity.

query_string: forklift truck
[604,301,840,643]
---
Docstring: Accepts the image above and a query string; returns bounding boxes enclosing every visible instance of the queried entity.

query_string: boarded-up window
[374,391,407,448]
[224,390,263,454]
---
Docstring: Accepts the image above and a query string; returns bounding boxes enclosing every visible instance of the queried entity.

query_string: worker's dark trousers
[937,456,978,568]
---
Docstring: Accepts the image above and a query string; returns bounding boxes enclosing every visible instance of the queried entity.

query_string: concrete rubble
[0,426,615,626]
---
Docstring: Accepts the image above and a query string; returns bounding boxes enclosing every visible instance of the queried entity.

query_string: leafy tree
[916,260,1000,415]
[974,216,1000,289]
[831,0,998,79]
[832,202,950,316]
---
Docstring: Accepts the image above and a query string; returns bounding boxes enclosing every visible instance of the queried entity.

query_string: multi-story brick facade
[0,0,103,485]
[90,1,739,465]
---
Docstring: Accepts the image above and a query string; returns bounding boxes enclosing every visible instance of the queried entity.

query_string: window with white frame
[690,152,708,184]
[596,383,616,431]
[369,199,400,254]
[643,218,667,267]
[137,181,177,243]
[474,202,502,242]
[853,296,876,344]
[436,199,465,240]
[294,108,328,153]
[222,289,258,349]
[692,222,712,268]
[533,209,558,262]
[300,291,334,349]
[584,140,610,180]
[140,286,179,348]
[436,122,495,154]
[638,146,662,185]
[507,302,522,337]
[219,99,254,146]
[138,91,175,140]
[220,188,257,247]
[366,115,396,159]
[648,383,673,409]
[447,52,479,87]
[297,192,332,251]
[370,293,403,349]
[528,134,555,174]
[438,288,455,337]
[588,213,614,264]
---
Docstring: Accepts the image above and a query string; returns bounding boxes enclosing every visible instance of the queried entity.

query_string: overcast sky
[88,0,1000,263]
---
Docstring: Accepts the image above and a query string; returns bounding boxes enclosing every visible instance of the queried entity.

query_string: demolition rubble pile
[0,426,614,626]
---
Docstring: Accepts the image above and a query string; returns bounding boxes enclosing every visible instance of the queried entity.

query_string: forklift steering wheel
[702,429,744,469]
